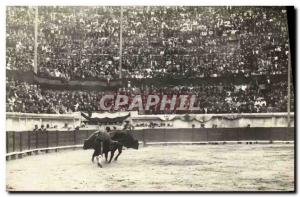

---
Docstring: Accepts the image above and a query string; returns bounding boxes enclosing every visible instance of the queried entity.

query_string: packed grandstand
[6,6,294,115]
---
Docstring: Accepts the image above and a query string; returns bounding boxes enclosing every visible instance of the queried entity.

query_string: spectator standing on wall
[123,121,134,130]
[33,124,38,132]
[39,124,47,132]
[106,126,111,133]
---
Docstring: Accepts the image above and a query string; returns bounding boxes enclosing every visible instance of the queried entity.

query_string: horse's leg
[114,145,123,161]
[92,149,97,162]
[103,141,110,163]
[108,148,116,163]
[97,141,103,168]
[104,151,108,163]
[96,155,103,168]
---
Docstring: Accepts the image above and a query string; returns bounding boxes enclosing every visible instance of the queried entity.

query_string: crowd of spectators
[37,6,120,80]
[7,6,289,80]
[6,6,35,71]
[6,79,293,114]
[121,6,289,79]
[6,6,292,115]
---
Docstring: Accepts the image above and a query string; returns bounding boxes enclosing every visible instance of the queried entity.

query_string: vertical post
[36,131,38,149]
[254,128,257,141]
[34,6,38,73]
[119,6,123,79]
[20,132,23,151]
[287,41,291,128]
[46,131,49,148]
[286,9,291,128]
[6,132,8,153]
[191,128,194,142]
[28,131,31,150]
[12,132,15,152]
[73,130,76,145]
[56,130,59,147]
[269,129,272,143]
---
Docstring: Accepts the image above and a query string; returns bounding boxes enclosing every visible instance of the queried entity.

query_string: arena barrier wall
[6,112,294,132]
[131,128,294,143]
[6,112,82,131]
[6,127,294,159]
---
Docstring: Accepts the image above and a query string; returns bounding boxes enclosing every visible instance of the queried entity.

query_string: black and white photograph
[4,3,295,192]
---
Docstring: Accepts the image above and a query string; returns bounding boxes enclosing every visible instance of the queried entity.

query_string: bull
[83,130,139,167]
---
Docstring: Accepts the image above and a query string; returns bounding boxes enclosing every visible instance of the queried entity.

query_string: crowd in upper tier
[6,79,293,114]
[6,6,292,115]
[6,7,35,72]
[7,6,289,80]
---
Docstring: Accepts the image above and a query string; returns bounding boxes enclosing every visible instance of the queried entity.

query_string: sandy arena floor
[6,144,294,191]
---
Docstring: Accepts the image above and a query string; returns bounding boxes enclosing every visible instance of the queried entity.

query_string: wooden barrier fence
[6,127,294,156]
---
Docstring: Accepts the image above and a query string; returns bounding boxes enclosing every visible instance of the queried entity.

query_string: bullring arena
[6,113,295,191]
[6,143,294,191]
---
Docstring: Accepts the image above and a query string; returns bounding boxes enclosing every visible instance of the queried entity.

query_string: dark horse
[83,131,119,167]
[108,130,139,162]
[83,130,139,167]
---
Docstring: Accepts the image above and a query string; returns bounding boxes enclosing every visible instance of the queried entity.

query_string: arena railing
[6,127,294,160]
